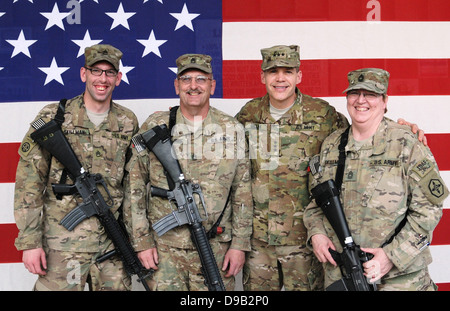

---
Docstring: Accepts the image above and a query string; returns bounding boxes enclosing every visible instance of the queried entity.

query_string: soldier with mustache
[123,54,253,290]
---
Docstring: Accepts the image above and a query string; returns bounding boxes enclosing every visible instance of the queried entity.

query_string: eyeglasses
[347,90,381,101]
[84,67,118,77]
[178,75,212,85]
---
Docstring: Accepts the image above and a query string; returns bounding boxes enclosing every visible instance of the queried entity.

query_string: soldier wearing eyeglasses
[304,68,447,291]
[123,54,253,290]
[235,46,427,291]
[14,44,139,291]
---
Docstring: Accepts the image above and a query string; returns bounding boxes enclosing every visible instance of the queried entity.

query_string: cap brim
[342,82,384,94]
[178,64,212,75]
[87,57,120,71]
[262,60,299,71]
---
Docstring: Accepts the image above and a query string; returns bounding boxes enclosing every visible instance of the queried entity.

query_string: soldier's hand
[397,118,428,146]
[222,249,245,277]
[138,248,159,270]
[361,247,394,283]
[23,248,47,275]
[311,234,337,266]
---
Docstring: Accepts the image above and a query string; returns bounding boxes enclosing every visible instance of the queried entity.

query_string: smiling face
[174,69,216,118]
[261,67,302,109]
[346,89,387,130]
[80,61,122,109]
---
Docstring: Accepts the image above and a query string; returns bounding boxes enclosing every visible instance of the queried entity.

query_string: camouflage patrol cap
[85,44,123,71]
[176,54,213,75]
[260,45,300,71]
[343,68,390,94]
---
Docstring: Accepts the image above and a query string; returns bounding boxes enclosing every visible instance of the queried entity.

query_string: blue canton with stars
[0,0,223,102]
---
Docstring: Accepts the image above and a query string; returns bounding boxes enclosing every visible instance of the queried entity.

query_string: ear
[80,67,87,83]
[115,72,122,86]
[383,94,388,113]
[296,70,303,84]
[174,78,180,95]
[260,71,266,85]
[210,79,216,96]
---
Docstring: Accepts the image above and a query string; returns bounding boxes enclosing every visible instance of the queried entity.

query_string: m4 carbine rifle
[132,124,226,291]
[311,179,376,291]
[29,107,152,291]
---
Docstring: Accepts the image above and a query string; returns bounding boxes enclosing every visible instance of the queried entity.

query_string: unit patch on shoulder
[413,158,449,205]
[429,179,445,199]
[19,136,37,158]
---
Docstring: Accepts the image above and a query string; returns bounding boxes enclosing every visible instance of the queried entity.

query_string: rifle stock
[30,116,152,291]
[311,179,376,291]
[133,124,226,291]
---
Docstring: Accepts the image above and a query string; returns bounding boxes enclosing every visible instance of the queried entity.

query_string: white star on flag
[40,3,71,31]
[72,30,103,58]
[105,2,136,30]
[6,29,37,58]
[170,3,200,31]
[13,0,33,3]
[38,57,70,86]
[119,60,135,85]
[143,0,163,3]
[137,30,167,58]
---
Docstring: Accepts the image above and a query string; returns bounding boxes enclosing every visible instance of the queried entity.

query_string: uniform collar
[260,87,303,124]
[347,117,388,156]
[174,106,217,139]
[68,94,119,131]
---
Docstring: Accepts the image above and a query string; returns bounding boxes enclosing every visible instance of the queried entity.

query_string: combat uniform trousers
[146,240,234,291]
[243,239,323,291]
[34,248,131,291]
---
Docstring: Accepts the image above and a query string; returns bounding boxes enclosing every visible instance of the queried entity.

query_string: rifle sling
[54,99,69,199]
[335,126,350,192]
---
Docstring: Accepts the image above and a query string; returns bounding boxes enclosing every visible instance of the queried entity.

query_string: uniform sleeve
[14,109,54,251]
[383,142,448,271]
[229,129,253,251]
[304,168,328,246]
[122,143,155,251]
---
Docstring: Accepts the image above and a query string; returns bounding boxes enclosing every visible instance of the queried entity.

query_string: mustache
[186,88,203,95]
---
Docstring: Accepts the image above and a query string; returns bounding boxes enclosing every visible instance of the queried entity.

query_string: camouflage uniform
[235,45,348,291]
[124,104,253,291]
[304,68,448,291]
[14,44,139,290]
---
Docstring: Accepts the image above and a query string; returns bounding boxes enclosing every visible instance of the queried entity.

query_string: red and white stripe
[1,0,450,290]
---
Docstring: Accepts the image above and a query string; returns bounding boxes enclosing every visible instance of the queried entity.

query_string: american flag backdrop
[0,0,449,291]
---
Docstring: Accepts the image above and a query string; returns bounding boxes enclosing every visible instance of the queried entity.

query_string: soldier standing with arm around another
[235,45,349,291]
[304,68,447,290]
[235,45,428,291]
[14,44,139,291]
